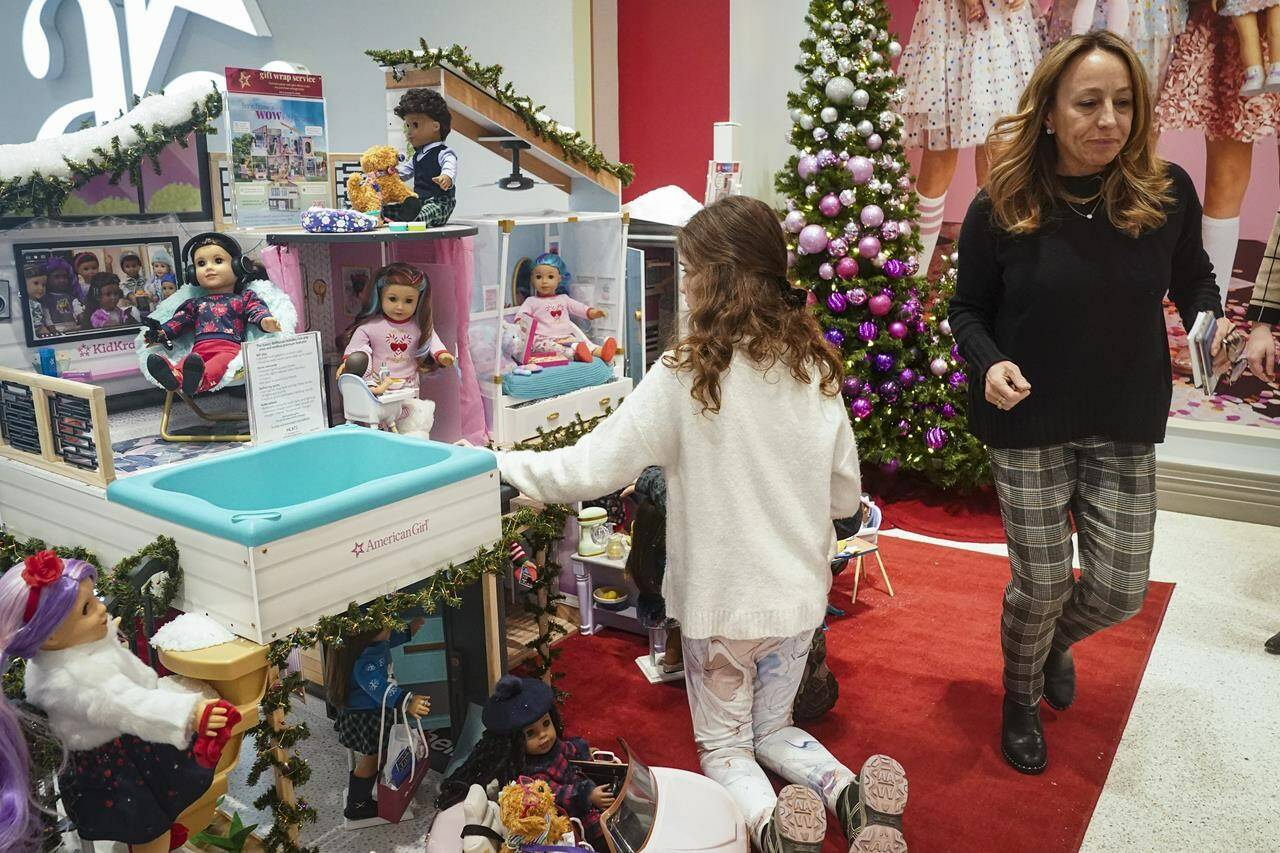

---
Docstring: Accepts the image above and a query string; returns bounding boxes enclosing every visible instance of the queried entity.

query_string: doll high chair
[133,278,298,442]
[337,373,433,435]
[842,498,894,603]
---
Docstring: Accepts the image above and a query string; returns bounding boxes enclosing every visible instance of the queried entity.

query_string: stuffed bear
[346,145,417,215]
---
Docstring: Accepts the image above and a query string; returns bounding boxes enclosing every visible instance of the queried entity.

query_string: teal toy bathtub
[104,425,502,642]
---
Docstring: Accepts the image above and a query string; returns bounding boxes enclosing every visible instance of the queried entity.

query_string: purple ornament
[847,287,868,306]
[818,262,836,281]
[797,154,819,180]
[912,320,928,334]
[896,419,910,436]
[898,367,917,387]
[826,291,849,313]
[847,155,874,185]
[868,293,892,317]
[836,256,859,280]
[930,357,949,376]
[860,204,885,228]
[877,380,901,402]
[941,403,957,419]
[867,133,883,151]
[842,376,864,396]
[857,321,879,342]
[880,458,901,475]
[899,298,922,321]
[888,321,908,339]
[798,224,830,254]
[948,371,967,390]
[824,328,846,347]
[858,235,882,258]
[817,148,839,167]
[819,193,842,217]
[872,353,896,373]
[883,258,908,279]
[827,236,849,258]
[925,427,949,450]
[783,210,807,234]
[951,344,965,363]
[851,397,874,419]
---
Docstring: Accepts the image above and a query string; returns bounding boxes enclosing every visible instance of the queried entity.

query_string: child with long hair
[323,620,429,822]
[40,257,79,328]
[498,195,909,853]
[0,551,232,853]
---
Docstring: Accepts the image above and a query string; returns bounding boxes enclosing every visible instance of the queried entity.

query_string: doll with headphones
[144,233,281,396]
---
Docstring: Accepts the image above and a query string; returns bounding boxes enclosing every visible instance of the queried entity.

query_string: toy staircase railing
[0,367,115,488]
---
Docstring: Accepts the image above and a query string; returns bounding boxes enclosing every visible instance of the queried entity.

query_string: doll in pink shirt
[513,252,617,363]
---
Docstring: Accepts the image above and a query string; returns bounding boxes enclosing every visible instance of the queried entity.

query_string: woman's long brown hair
[667,195,843,414]
[323,627,386,710]
[984,30,1172,238]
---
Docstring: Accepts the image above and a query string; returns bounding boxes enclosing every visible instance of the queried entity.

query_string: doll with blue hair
[0,551,237,853]
[513,252,617,364]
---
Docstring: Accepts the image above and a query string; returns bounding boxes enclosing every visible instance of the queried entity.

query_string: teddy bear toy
[346,145,419,218]
[499,777,575,846]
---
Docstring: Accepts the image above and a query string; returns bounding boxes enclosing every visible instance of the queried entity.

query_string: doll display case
[457,211,633,447]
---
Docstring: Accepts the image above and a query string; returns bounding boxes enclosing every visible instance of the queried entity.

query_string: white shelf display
[457,212,634,447]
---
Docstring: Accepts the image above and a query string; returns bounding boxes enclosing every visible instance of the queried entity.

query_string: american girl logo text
[350,518,430,558]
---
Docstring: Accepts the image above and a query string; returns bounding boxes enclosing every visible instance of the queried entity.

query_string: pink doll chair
[133,277,298,442]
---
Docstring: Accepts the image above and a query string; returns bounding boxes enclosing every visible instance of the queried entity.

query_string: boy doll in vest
[389,88,457,227]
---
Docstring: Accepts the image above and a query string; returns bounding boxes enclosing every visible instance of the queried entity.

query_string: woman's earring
[1045,126,1055,135]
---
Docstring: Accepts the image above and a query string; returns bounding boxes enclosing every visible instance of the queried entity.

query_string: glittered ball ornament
[948,371,968,390]
[881,221,901,241]
[883,258,908,279]
[857,120,875,137]
[858,235,882,258]
[896,418,911,436]
[851,397,874,419]
[824,329,845,347]
[843,221,861,238]
[899,298,922,320]
[873,353,896,373]
[867,134,883,151]
[898,367,917,387]
[804,183,819,198]
[888,321,908,339]
[813,128,829,142]
[930,357,949,376]
[842,376,864,396]
[783,210,807,234]
[878,110,897,129]
[827,236,849,258]
[826,291,848,313]
[818,262,836,281]
[877,380,901,402]
[941,403,957,419]
[797,155,819,180]
[835,256,860,280]
[798,224,830,254]
[881,459,901,475]
[859,204,885,227]
[852,89,871,109]
[820,107,839,123]
[888,40,902,58]
[835,122,855,141]
[868,292,893,316]
[817,148,839,167]
[847,156,875,185]
[811,67,831,86]
[857,321,879,342]
[925,427,949,450]
[799,113,816,130]
[838,189,857,207]
[824,75,856,104]
[847,287,868,306]
[939,318,952,335]
[819,193,842,217]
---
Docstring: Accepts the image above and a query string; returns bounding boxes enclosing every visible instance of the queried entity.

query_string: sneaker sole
[848,824,908,853]
[849,755,908,853]
[774,784,827,846]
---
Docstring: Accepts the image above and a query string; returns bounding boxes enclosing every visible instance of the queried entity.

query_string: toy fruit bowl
[593,587,630,612]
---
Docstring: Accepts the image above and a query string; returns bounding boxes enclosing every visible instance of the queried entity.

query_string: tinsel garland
[366,41,634,186]
[0,87,223,218]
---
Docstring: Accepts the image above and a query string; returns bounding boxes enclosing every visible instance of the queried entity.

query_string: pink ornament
[939,318,952,335]
[847,287,868,306]
[868,293,892,316]
[858,235,881,258]
[817,148,839,167]
[818,262,836,280]
[838,189,857,207]
[881,222,901,240]
[827,236,849,258]
[883,258,908,279]
[847,156,874,185]
[819,193,842,217]
[783,210,807,234]
[930,357,948,376]
[798,224,829,254]
[797,155,819,180]
[860,205,885,228]
[867,133,883,151]
[888,321,908,339]
[835,256,859,280]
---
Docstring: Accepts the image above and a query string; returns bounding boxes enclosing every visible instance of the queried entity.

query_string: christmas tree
[774,0,988,491]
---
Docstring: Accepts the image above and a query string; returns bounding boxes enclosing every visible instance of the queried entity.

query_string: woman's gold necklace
[1065,196,1103,220]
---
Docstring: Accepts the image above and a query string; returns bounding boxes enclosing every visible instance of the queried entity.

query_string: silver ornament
[844,220,861,236]
[888,40,902,58]
[852,89,870,109]
[832,22,848,37]
[820,106,839,123]
[950,252,960,265]
[878,29,889,41]
[873,251,888,268]
[839,189,857,206]
[807,95,822,110]
[821,48,838,64]
[867,133,883,151]
[813,127,829,142]
[835,121,855,140]
[843,0,855,8]
[811,67,831,85]
[869,51,883,66]
[824,75,856,104]
[785,198,796,211]
[789,107,804,122]
[857,119,874,137]
[879,110,897,127]
[839,150,851,160]
[821,20,832,31]
[816,39,833,53]
[799,114,815,130]
[837,57,854,75]
[805,183,819,198]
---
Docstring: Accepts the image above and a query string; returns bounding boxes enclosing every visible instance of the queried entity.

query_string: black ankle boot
[1001,695,1047,775]
[180,353,205,397]
[1042,646,1076,711]
[146,353,179,392]
[344,771,378,820]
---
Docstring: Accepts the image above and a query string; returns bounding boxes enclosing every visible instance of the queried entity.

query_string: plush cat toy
[346,145,417,216]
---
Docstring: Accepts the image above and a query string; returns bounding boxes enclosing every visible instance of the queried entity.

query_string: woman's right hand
[1245,323,1276,382]
[985,361,1031,411]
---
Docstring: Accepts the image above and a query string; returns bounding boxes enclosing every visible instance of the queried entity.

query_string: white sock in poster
[1072,0,1099,34]
[917,191,947,275]
[1202,215,1240,309]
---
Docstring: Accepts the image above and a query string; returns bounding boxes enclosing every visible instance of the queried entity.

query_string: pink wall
[885,0,1279,240]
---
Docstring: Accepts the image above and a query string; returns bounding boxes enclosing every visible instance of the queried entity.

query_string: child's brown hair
[668,195,843,413]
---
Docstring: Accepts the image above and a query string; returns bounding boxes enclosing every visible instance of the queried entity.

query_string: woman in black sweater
[949,31,1233,776]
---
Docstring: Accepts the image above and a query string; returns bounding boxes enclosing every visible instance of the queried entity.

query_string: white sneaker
[1263,63,1280,94]
[1240,65,1265,97]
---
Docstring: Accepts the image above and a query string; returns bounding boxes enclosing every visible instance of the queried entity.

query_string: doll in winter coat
[0,551,235,853]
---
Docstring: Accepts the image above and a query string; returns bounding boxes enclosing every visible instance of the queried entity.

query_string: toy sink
[105,426,501,643]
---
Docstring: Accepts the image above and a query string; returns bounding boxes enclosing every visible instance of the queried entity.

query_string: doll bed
[132,279,299,442]
[500,358,615,400]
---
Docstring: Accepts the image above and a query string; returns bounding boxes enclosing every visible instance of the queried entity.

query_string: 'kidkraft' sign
[350,517,431,560]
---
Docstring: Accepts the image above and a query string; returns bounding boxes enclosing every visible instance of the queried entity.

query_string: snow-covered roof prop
[149,612,236,652]
[0,79,223,218]
[623,185,703,228]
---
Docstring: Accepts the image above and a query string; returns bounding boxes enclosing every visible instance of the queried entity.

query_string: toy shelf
[264,224,478,245]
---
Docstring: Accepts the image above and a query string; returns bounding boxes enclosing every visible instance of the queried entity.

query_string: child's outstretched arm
[499,362,678,503]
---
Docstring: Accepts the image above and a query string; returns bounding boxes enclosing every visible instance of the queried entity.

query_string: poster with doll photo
[14,236,182,348]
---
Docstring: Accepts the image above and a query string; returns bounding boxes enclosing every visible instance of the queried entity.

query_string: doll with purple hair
[0,552,234,853]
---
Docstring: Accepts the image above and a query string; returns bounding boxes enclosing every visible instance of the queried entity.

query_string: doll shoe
[1240,65,1265,98]
[1263,64,1280,94]
[574,341,593,362]
[146,353,179,392]
[180,353,205,397]
[599,337,618,364]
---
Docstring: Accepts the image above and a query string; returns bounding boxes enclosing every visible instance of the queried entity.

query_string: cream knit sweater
[499,352,861,640]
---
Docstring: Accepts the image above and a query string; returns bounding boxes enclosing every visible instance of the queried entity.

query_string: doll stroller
[133,278,298,442]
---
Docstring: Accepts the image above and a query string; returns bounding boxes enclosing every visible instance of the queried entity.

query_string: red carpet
[556,537,1173,853]
[865,473,1008,544]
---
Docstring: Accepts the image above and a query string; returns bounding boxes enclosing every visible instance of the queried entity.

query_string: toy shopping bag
[376,692,429,823]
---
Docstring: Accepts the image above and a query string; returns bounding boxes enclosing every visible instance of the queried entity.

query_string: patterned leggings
[683,631,856,843]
